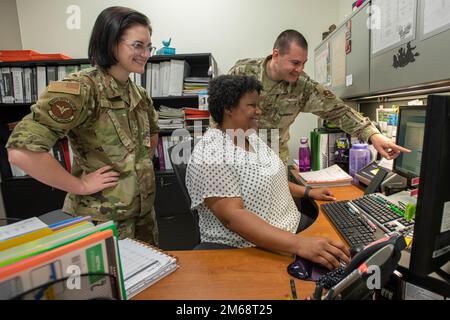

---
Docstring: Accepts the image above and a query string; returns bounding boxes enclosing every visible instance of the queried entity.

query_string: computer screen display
[394,106,427,179]
[410,95,450,278]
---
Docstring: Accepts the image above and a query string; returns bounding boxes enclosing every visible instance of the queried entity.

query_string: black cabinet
[155,171,198,250]
[0,59,90,219]
[149,53,216,250]
[1,177,66,220]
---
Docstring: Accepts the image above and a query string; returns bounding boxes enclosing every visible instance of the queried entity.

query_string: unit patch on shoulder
[323,90,336,99]
[48,97,76,123]
[48,81,81,95]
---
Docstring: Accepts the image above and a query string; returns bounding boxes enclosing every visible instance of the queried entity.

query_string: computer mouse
[350,245,365,258]
[287,257,329,281]
[287,257,309,280]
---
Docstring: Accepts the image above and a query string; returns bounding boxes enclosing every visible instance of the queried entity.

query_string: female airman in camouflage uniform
[7,7,159,245]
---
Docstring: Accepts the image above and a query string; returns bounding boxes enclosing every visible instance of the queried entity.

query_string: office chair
[168,138,201,247]
[288,166,318,231]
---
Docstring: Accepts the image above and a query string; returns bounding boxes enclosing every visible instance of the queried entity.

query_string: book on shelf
[118,238,178,299]
[157,137,166,170]
[5,132,73,177]
[183,76,209,96]
[11,67,24,103]
[129,72,142,86]
[1,67,14,103]
[147,60,191,97]
[145,63,152,95]
[150,63,160,97]
[184,77,209,83]
[198,93,209,110]
[184,107,210,119]
[296,164,353,188]
[46,66,57,84]
[36,66,47,97]
[168,60,190,96]
[0,63,88,104]
[156,135,192,170]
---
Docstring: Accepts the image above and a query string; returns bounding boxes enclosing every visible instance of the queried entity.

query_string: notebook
[118,238,178,299]
[297,164,353,188]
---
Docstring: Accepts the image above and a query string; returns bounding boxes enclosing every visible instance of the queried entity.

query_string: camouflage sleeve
[300,78,380,142]
[6,79,92,152]
[228,62,245,75]
[140,88,158,135]
[228,58,255,76]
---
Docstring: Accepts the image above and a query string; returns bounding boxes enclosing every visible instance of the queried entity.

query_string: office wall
[0,0,22,50]
[14,0,343,162]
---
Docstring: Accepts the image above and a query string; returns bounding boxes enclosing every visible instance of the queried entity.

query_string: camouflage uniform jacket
[229,56,380,163]
[6,67,158,222]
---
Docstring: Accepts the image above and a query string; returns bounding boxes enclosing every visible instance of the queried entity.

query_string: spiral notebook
[118,238,178,299]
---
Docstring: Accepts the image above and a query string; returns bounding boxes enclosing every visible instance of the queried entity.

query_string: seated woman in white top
[186,75,350,270]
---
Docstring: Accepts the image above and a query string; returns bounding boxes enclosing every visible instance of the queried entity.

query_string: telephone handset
[288,234,407,299]
[343,234,406,275]
[317,234,407,300]
[364,166,390,195]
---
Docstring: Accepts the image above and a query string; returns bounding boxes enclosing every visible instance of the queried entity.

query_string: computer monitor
[394,106,427,184]
[409,95,450,278]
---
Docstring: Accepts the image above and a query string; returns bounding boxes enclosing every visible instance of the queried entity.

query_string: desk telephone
[288,234,406,300]
[356,162,407,195]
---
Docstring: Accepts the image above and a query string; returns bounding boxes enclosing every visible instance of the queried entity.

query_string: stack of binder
[0,215,178,300]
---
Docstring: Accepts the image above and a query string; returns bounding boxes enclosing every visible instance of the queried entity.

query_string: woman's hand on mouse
[295,236,351,270]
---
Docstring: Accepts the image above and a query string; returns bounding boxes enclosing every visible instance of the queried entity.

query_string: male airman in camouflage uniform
[228,30,408,164]
[7,66,159,245]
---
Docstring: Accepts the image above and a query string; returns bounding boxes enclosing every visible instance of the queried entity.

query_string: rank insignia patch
[323,90,336,99]
[48,98,76,123]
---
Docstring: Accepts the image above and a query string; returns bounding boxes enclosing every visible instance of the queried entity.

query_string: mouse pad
[287,256,330,282]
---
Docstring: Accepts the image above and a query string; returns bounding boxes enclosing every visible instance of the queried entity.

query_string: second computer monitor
[394,106,427,183]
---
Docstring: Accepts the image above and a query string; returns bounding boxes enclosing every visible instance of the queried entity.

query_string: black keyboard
[322,193,415,247]
[321,201,377,247]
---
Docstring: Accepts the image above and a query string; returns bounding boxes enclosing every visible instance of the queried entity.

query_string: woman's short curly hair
[208,75,263,125]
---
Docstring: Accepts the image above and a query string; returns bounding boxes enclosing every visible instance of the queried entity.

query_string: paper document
[423,0,450,36]
[298,165,352,185]
[0,217,48,242]
[119,238,178,299]
[371,0,416,54]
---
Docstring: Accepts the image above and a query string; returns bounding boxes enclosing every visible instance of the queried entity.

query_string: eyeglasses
[121,39,156,56]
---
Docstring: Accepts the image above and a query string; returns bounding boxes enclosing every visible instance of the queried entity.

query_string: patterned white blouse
[186,128,300,248]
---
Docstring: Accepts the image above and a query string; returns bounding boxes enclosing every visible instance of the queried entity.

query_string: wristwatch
[304,186,312,199]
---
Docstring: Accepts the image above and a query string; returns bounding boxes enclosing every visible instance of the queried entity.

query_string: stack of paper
[298,164,353,188]
[119,238,178,299]
[182,77,209,96]
[158,105,184,130]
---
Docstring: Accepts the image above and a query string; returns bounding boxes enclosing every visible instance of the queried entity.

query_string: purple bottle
[299,137,311,172]
[349,143,372,183]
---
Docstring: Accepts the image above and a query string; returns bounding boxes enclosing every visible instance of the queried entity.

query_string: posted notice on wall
[371,0,416,55]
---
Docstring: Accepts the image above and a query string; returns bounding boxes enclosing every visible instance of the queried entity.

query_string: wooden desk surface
[135,179,364,300]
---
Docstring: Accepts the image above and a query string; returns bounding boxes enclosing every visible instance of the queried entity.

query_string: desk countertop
[134,182,365,300]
